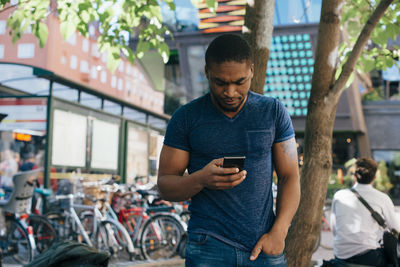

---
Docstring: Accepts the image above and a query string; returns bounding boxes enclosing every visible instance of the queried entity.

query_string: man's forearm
[158,171,204,202]
[272,175,300,236]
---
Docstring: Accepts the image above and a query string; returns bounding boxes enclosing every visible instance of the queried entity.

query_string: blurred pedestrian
[330,157,400,266]
[0,150,18,188]
[20,152,37,172]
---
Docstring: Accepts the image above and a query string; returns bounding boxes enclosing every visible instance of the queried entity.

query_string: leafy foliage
[376,160,393,193]
[1,0,217,72]
[362,86,385,101]
[337,0,400,79]
[1,0,180,72]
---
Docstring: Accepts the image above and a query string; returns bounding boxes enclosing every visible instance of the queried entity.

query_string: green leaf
[80,10,91,24]
[36,22,48,48]
[206,0,218,13]
[345,72,354,88]
[158,42,170,63]
[163,0,175,10]
[106,53,120,73]
[136,40,150,58]
[347,21,360,36]
[363,58,375,73]
[60,20,77,40]
[385,57,394,68]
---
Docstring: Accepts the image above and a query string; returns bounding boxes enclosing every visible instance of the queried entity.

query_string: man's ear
[205,65,209,79]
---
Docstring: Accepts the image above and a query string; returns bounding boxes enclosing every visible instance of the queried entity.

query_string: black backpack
[24,240,110,267]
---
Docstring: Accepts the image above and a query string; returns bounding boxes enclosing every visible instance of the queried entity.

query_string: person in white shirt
[330,157,400,267]
[0,150,18,188]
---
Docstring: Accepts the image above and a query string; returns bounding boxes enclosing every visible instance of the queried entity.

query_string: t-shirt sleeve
[163,106,191,152]
[274,99,295,143]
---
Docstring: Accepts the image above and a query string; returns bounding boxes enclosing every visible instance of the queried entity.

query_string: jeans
[185,233,287,267]
[338,248,388,267]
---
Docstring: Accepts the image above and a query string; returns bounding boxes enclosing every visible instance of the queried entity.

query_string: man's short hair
[354,157,378,184]
[205,34,252,67]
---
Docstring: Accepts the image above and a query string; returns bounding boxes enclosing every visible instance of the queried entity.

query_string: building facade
[0,4,168,188]
[154,0,400,170]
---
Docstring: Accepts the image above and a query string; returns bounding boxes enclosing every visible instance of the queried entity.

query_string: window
[80,92,102,109]
[92,43,100,58]
[102,52,107,63]
[82,39,89,53]
[90,66,98,79]
[89,25,95,36]
[67,33,76,45]
[0,20,6,35]
[103,100,122,115]
[61,55,67,65]
[0,45,4,59]
[124,107,146,124]
[17,43,35,58]
[118,61,124,72]
[70,55,77,70]
[100,71,107,83]
[118,78,123,91]
[80,60,89,73]
[52,83,79,102]
[111,76,117,88]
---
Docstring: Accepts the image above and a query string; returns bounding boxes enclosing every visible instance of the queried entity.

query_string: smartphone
[223,156,246,172]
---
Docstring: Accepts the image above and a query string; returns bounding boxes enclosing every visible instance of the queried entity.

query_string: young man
[331,157,400,266]
[157,34,300,266]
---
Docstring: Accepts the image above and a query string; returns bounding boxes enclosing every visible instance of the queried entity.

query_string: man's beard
[210,90,245,112]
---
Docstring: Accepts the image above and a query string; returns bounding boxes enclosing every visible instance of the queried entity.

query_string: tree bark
[243,0,275,95]
[285,0,394,266]
[285,2,343,265]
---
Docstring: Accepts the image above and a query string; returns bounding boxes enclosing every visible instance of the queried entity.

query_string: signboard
[52,109,87,167]
[195,0,245,33]
[126,125,148,184]
[0,98,47,131]
[90,119,120,170]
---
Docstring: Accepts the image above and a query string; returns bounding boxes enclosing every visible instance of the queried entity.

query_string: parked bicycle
[0,169,41,264]
[45,193,94,246]
[28,185,57,253]
[113,183,187,260]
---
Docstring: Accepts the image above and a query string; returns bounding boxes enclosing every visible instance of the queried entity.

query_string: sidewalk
[109,258,185,267]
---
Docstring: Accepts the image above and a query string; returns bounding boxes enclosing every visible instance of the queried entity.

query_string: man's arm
[157,145,247,202]
[250,137,300,260]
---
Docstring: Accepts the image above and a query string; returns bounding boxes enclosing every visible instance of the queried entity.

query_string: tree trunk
[285,0,394,266]
[243,0,275,95]
[285,1,343,265]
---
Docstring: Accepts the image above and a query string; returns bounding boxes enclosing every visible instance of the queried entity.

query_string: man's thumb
[250,246,262,261]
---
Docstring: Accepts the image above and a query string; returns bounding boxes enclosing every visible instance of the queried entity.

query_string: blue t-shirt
[164,91,295,251]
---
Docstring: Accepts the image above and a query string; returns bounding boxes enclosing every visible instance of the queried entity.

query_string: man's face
[205,61,253,116]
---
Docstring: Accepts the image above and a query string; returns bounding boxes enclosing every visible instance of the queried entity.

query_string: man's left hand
[249,229,286,261]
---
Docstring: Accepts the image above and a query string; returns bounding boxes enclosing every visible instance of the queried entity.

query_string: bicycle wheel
[79,211,95,237]
[94,219,134,261]
[140,214,184,260]
[1,217,33,264]
[27,214,57,253]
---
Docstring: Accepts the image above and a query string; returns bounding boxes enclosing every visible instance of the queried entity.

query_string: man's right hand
[198,158,246,190]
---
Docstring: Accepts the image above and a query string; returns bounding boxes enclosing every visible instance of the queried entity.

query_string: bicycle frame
[54,194,93,246]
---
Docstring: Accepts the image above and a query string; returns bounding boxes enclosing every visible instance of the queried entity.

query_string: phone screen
[223,156,246,171]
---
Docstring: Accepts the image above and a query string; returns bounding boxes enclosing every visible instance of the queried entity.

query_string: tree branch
[0,3,17,14]
[330,0,394,98]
